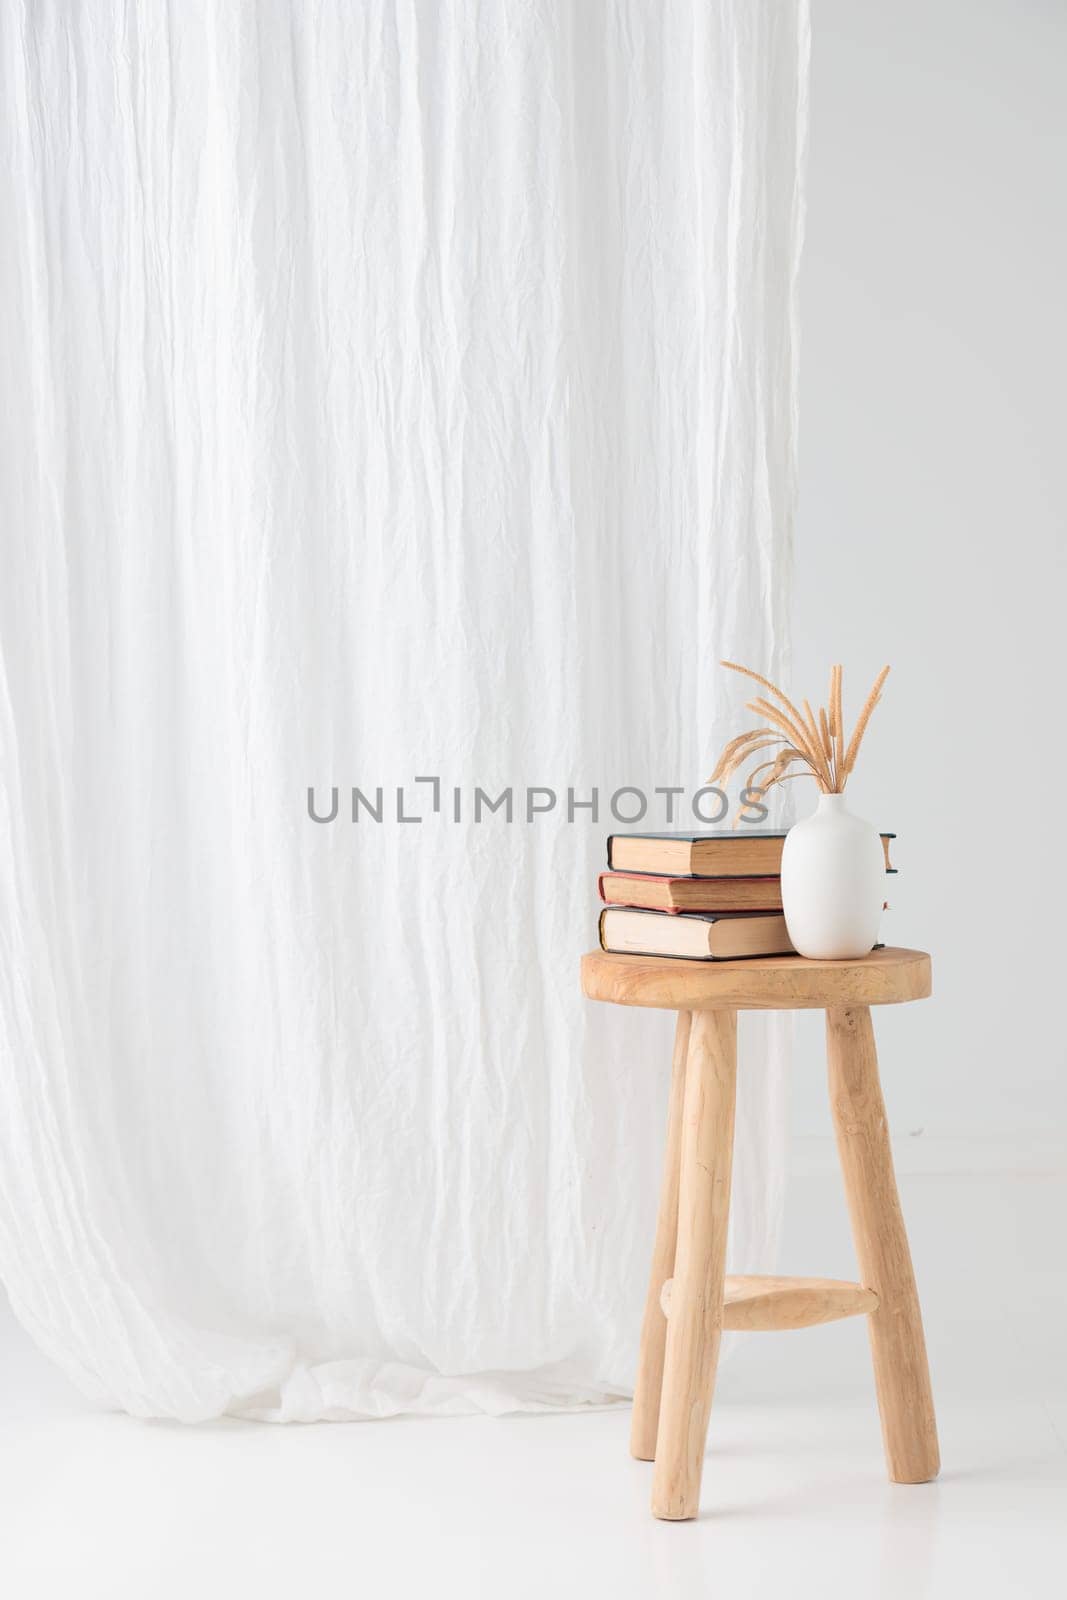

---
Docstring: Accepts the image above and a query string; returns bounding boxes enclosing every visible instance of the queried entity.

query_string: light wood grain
[630,1011,691,1461]
[581,946,932,1013]
[651,1009,737,1521]
[659,1274,878,1331]
[827,1005,940,1484]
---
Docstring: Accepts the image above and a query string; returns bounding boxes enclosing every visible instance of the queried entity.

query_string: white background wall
[790,0,1067,1153]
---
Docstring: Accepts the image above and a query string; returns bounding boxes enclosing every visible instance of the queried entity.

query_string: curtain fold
[0,0,809,1422]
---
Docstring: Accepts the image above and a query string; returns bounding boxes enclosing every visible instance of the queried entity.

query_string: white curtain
[0,2,808,1421]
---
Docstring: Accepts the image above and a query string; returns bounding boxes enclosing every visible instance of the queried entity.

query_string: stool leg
[826,1005,940,1484]
[651,1008,737,1520]
[631,1010,692,1461]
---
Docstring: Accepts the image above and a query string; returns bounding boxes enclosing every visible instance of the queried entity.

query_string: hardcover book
[598,907,796,961]
[598,871,784,913]
[607,830,895,878]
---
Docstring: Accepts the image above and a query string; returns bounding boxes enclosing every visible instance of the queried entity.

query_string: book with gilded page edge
[598,907,796,961]
[599,871,784,913]
[607,830,895,878]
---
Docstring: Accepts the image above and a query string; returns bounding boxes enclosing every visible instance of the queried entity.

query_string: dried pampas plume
[708,661,890,814]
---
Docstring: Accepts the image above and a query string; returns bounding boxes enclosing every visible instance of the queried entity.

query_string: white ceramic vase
[780,792,885,959]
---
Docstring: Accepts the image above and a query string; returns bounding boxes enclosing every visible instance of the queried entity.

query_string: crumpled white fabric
[0,1,809,1421]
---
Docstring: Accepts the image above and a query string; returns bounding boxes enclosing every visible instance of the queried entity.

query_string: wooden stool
[580,945,940,1521]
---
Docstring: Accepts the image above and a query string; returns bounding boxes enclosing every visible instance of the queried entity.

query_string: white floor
[2,1163,1065,1599]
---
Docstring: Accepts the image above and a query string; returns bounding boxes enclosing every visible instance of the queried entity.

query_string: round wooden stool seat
[581,945,931,1012]
[582,944,939,1521]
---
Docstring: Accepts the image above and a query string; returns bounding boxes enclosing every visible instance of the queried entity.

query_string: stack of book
[597,831,895,961]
